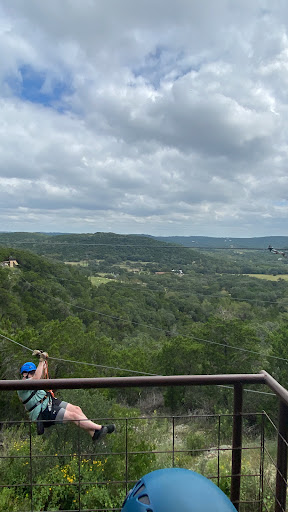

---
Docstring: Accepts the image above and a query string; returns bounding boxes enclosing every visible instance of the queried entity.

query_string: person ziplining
[268,245,287,257]
[18,350,115,441]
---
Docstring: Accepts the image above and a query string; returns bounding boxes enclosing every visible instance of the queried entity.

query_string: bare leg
[63,404,102,437]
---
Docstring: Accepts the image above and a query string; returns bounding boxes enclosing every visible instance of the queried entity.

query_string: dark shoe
[92,424,115,442]
[106,423,116,434]
[92,426,108,442]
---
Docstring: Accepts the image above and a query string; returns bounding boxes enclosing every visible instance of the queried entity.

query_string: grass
[64,261,89,267]
[244,274,288,281]
[89,276,113,286]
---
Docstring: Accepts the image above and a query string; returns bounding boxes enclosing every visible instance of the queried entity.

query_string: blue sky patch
[7,65,73,110]
[133,45,169,87]
[133,47,202,88]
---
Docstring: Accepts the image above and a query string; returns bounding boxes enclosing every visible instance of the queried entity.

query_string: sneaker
[106,423,116,434]
[92,426,108,442]
[92,424,116,442]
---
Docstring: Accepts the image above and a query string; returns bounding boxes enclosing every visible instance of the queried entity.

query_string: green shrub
[186,430,208,456]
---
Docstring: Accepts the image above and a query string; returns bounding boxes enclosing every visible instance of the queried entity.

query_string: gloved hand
[39,351,49,362]
[32,349,49,361]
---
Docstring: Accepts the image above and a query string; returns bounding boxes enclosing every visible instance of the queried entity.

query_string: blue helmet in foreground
[20,362,37,374]
[121,468,237,512]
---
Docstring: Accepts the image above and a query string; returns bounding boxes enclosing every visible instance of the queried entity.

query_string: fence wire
[0,412,276,512]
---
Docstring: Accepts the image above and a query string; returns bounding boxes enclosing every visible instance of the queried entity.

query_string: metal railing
[0,371,287,512]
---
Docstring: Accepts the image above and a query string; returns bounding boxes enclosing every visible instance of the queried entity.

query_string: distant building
[0,257,19,268]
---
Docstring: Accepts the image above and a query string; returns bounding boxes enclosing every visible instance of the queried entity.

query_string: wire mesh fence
[0,411,281,512]
[1,371,288,511]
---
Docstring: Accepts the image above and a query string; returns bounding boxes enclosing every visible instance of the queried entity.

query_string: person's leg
[63,403,102,437]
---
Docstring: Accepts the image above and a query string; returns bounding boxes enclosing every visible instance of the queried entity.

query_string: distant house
[0,257,19,268]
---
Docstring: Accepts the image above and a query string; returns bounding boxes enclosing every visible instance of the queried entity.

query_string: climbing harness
[43,361,55,399]
[29,350,55,434]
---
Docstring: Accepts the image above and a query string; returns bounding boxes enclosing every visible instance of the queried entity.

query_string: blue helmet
[20,362,37,374]
[121,468,237,512]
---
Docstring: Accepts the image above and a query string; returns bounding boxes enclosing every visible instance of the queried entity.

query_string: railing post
[125,418,128,496]
[172,416,175,467]
[77,420,81,512]
[29,422,33,512]
[275,401,288,512]
[259,412,265,512]
[231,382,243,510]
[217,415,221,488]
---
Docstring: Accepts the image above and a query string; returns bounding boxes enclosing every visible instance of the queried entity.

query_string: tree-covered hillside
[0,232,194,265]
[1,240,288,511]
[1,243,288,410]
[1,231,288,276]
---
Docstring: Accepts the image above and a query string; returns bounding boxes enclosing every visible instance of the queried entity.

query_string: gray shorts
[54,400,68,423]
[41,398,68,425]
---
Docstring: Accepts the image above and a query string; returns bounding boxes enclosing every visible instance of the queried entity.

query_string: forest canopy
[1,233,287,511]
[0,234,287,416]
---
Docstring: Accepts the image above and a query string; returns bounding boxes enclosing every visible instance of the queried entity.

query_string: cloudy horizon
[1,1,288,237]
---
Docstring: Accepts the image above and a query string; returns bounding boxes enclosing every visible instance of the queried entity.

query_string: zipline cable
[0,333,275,396]
[39,271,288,306]
[17,276,288,364]
[41,273,288,305]
[0,333,156,376]
[0,333,33,352]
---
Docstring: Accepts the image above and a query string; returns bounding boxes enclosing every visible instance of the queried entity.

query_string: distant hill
[2,232,287,250]
[1,233,288,276]
[0,232,200,267]
[150,235,288,249]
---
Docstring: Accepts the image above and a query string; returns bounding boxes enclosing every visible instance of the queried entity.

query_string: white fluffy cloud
[1,1,288,235]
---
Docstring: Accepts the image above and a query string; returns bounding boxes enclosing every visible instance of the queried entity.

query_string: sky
[1,1,288,237]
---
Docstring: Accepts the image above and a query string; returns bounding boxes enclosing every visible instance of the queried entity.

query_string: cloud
[1,1,288,236]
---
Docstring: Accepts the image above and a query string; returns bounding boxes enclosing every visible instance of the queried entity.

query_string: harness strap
[44,364,55,398]
[22,389,38,405]
[27,394,49,412]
